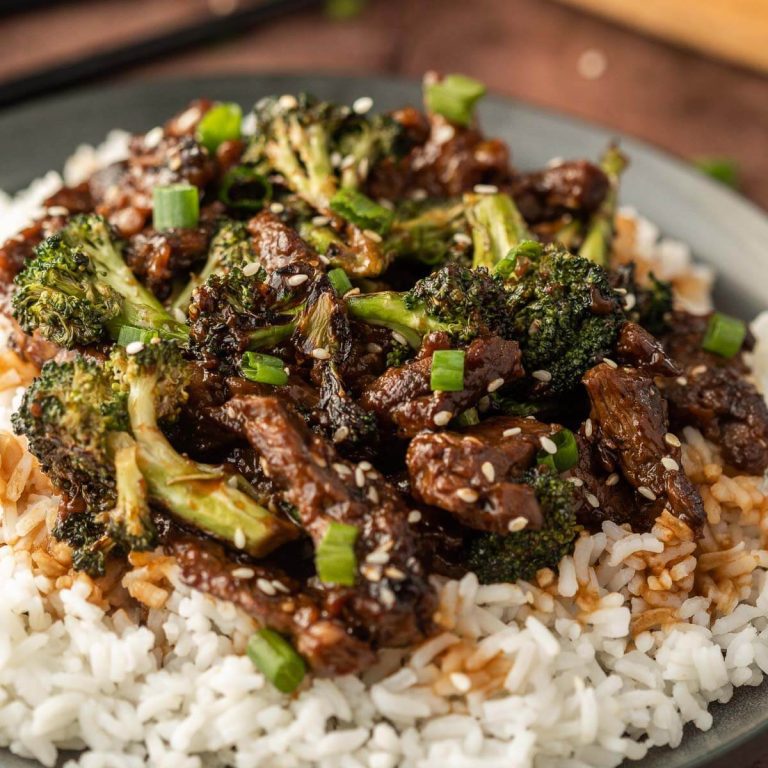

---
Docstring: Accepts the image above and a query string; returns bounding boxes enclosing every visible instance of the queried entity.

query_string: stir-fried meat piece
[367,111,512,200]
[211,395,436,648]
[406,416,558,533]
[511,160,609,225]
[583,363,704,530]
[247,211,323,273]
[44,182,94,215]
[615,321,680,377]
[660,311,768,473]
[171,536,375,675]
[361,333,524,438]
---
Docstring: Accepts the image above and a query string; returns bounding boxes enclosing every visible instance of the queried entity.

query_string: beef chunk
[247,211,323,273]
[582,363,704,530]
[361,333,524,438]
[615,321,680,377]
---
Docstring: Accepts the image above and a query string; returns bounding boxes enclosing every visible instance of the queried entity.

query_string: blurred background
[0,0,767,207]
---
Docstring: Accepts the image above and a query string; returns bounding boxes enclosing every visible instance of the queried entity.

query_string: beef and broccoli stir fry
[2,74,766,692]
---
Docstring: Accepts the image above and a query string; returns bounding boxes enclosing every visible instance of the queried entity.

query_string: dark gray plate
[1,74,767,768]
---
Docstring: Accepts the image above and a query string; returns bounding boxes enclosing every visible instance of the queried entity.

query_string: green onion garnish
[196,102,242,153]
[424,74,486,127]
[247,629,306,693]
[537,428,579,473]
[327,268,353,296]
[329,188,395,235]
[116,326,160,346]
[153,184,199,231]
[219,165,272,211]
[315,521,358,586]
[430,349,466,392]
[455,407,480,427]
[241,352,289,386]
[701,312,746,358]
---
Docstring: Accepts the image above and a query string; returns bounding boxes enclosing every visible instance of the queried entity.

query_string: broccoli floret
[635,273,674,336]
[12,215,188,347]
[52,511,112,577]
[172,220,257,315]
[504,241,625,394]
[466,192,530,270]
[466,470,580,584]
[347,263,511,346]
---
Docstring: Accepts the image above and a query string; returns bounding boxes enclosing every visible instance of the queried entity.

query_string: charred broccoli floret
[172,220,257,315]
[52,510,112,577]
[504,241,625,394]
[610,262,673,336]
[12,215,188,347]
[466,470,579,584]
[347,263,511,346]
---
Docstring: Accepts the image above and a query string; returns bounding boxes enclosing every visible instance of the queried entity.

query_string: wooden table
[2,0,767,209]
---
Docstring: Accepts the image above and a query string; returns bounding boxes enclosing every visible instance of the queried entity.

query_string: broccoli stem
[346,292,454,347]
[247,322,297,350]
[126,371,295,556]
[466,193,530,269]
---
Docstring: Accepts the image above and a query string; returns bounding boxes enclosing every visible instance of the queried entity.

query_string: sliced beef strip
[406,416,559,533]
[247,211,323,273]
[582,362,705,530]
[660,311,768,474]
[361,333,524,438]
[171,536,375,675]
[210,395,436,649]
[615,322,680,377]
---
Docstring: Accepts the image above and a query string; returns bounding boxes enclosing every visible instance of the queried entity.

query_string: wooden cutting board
[553,0,768,73]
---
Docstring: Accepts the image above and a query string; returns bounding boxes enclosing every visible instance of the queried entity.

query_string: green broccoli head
[52,510,112,577]
[504,241,625,394]
[466,470,580,584]
[12,356,128,511]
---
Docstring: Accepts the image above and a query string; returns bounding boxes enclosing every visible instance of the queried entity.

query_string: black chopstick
[0,0,321,110]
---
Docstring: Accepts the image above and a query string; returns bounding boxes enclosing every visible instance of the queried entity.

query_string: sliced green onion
[315,521,358,586]
[701,312,746,358]
[196,102,242,153]
[430,349,465,392]
[455,407,480,427]
[327,268,353,296]
[153,184,199,231]
[116,326,160,346]
[329,188,395,235]
[537,428,579,473]
[424,74,486,127]
[241,351,289,386]
[219,165,272,211]
[247,629,306,693]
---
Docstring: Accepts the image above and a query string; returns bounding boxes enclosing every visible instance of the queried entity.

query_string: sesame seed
[361,564,382,582]
[311,347,331,360]
[287,273,309,287]
[606,473,620,486]
[380,586,396,608]
[624,293,637,311]
[473,184,499,195]
[487,377,505,393]
[585,492,600,508]
[358,461,373,471]
[333,426,350,443]
[661,456,680,472]
[242,261,261,276]
[143,126,164,149]
[172,307,187,323]
[231,567,255,580]
[433,123,455,144]
[257,578,277,596]
[269,202,285,214]
[664,433,682,448]
[333,462,351,477]
[363,229,383,243]
[614,287,628,295]
[378,198,395,211]
[433,410,453,426]
[456,487,479,503]
[46,205,69,217]
[355,466,366,488]
[278,94,298,110]
[384,566,406,580]
[638,486,657,501]
[340,154,356,169]
[691,364,707,376]
[450,672,472,692]
[312,215,330,227]
[410,188,427,201]
[503,427,522,437]
[453,233,472,246]
[392,331,409,346]
[259,456,271,477]
[273,581,290,594]
[352,96,374,114]
[603,357,618,369]
[584,418,593,438]
[330,151,342,168]
[481,462,496,482]
[226,475,239,488]
[343,287,361,298]
[234,528,246,549]
[539,436,558,455]
[318,254,331,266]
[125,341,144,355]
[532,370,552,382]
[508,516,528,532]
[366,551,389,565]
[367,486,380,504]
[407,510,422,524]
[567,477,584,487]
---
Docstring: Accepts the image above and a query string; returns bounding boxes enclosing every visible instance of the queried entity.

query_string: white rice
[1,131,768,768]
